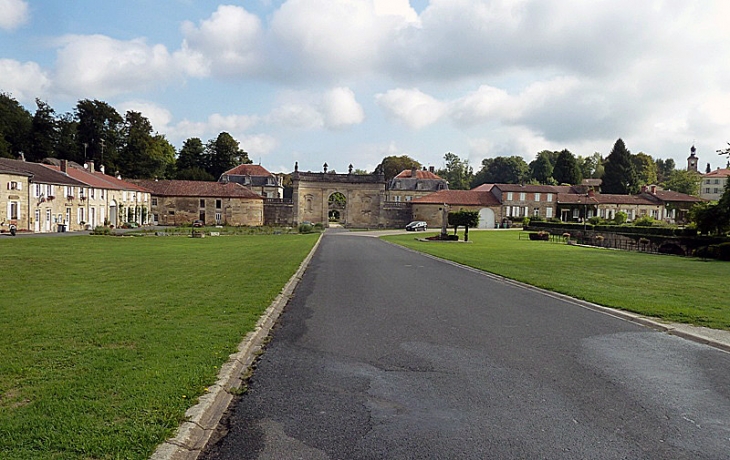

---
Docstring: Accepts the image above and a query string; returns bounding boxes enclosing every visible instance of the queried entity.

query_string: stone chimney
[100,165,105,174]
[429,166,435,173]
[61,159,68,173]
[86,161,95,173]
[650,185,657,194]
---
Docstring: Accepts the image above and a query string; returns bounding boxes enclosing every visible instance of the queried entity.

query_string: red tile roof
[42,164,136,191]
[704,168,730,178]
[133,180,264,199]
[471,183,494,192]
[0,158,86,186]
[493,184,574,194]
[648,190,705,203]
[412,190,501,206]
[395,169,444,180]
[223,164,273,177]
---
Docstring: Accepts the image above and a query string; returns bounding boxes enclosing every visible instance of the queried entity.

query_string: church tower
[687,145,698,172]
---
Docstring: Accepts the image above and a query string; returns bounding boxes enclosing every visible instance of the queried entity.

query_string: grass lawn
[0,233,318,460]
[384,230,730,330]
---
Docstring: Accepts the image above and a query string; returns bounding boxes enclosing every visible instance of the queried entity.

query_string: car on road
[405,221,428,231]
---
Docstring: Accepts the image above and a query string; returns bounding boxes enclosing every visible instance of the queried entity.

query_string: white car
[405,221,428,231]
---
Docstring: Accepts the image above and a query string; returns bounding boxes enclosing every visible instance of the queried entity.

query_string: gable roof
[222,164,274,177]
[42,163,145,192]
[412,190,501,206]
[646,190,705,203]
[704,168,730,178]
[0,158,85,186]
[394,169,444,180]
[490,184,575,194]
[133,180,264,199]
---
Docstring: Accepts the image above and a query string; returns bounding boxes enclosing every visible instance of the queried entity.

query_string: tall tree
[632,152,658,186]
[28,99,58,161]
[662,169,701,196]
[54,112,79,162]
[0,93,32,158]
[75,99,123,173]
[118,111,155,178]
[602,138,639,194]
[472,156,528,186]
[176,137,211,180]
[578,152,604,179]
[206,132,251,179]
[552,149,582,185]
[655,158,676,184]
[436,152,473,190]
[529,152,555,184]
[377,155,421,182]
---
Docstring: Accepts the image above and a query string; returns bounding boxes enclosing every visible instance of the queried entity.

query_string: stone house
[386,167,448,203]
[0,167,32,233]
[700,168,729,202]
[134,180,264,226]
[219,164,284,199]
[638,186,705,224]
[0,158,88,232]
[42,160,152,228]
[411,189,502,229]
[479,184,574,222]
[557,192,664,222]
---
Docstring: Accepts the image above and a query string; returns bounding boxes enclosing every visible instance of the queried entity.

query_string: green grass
[0,234,319,459]
[384,230,730,330]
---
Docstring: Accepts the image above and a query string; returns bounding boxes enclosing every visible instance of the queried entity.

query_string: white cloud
[53,35,177,98]
[375,88,447,129]
[118,101,173,132]
[321,87,365,129]
[239,134,279,158]
[0,59,50,103]
[0,0,29,31]
[267,87,364,130]
[179,5,263,77]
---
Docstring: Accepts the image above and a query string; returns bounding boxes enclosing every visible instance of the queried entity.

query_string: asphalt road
[202,230,730,460]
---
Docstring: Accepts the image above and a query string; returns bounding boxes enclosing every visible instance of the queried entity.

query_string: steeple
[687,145,698,172]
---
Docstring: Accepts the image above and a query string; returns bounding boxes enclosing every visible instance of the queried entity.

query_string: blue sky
[2,0,729,174]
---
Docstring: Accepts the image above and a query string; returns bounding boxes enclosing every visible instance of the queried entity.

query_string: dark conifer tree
[602,138,638,194]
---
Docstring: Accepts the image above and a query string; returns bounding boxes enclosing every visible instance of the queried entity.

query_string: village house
[219,164,284,199]
[701,168,729,202]
[0,166,32,233]
[0,158,88,232]
[411,189,502,229]
[42,160,152,228]
[386,167,448,203]
[133,180,264,226]
[475,183,575,223]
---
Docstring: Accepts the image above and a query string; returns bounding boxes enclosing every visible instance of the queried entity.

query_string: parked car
[405,221,428,231]
[192,220,204,228]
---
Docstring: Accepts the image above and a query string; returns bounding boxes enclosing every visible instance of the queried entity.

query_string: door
[478,208,495,229]
[34,210,40,232]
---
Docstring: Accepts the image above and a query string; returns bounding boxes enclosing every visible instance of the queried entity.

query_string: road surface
[202,230,730,459]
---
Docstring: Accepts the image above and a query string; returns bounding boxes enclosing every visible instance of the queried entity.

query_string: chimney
[61,159,68,173]
[100,165,105,174]
[429,166,435,173]
[411,167,417,178]
[87,161,95,173]
[641,185,648,193]
[650,185,657,194]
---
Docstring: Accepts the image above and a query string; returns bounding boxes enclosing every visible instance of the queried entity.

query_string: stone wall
[264,199,294,226]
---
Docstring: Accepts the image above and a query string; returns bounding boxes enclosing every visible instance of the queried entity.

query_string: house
[481,184,575,222]
[133,180,264,226]
[411,189,502,229]
[1,167,32,233]
[639,185,705,224]
[0,158,88,232]
[387,167,448,203]
[700,168,729,201]
[219,164,284,199]
[557,192,662,222]
[42,160,152,228]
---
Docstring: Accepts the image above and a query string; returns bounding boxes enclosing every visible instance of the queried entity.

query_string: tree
[472,156,528,186]
[447,210,479,242]
[28,99,58,162]
[602,138,639,194]
[436,152,473,190]
[578,152,604,179]
[662,169,701,196]
[377,155,421,182]
[529,151,554,184]
[118,111,157,178]
[206,132,251,179]
[75,99,123,172]
[632,152,658,186]
[176,137,209,180]
[0,93,32,158]
[655,158,676,184]
[552,149,582,185]
[54,112,79,162]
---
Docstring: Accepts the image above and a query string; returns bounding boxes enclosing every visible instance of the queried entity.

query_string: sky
[1,0,730,175]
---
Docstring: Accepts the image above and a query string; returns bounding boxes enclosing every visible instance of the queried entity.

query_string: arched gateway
[292,167,386,228]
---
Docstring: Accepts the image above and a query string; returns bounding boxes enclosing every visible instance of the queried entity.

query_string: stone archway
[328,192,347,223]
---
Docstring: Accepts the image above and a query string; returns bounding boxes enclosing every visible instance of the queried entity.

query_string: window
[35,184,41,198]
[512,206,520,217]
[169,210,175,216]
[215,212,222,224]
[151,198,158,206]
[547,193,553,202]
[519,192,526,201]
[533,208,540,216]
[122,191,127,201]
[405,196,412,202]
[393,195,401,202]
[200,199,205,208]
[715,179,720,184]
[714,188,719,194]
[90,188,95,199]
[546,208,553,218]
[705,188,711,193]
[9,202,19,219]
[534,193,541,202]
[705,179,711,184]
[100,188,105,199]
[573,208,580,219]
[8,181,20,190]
[216,199,222,209]
[78,207,85,224]
[507,192,513,201]
[47,184,54,197]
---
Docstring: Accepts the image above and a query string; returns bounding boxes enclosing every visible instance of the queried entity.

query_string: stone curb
[150,233,324,460]
[383,239,730,355]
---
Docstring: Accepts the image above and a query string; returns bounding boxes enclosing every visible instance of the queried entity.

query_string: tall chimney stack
[61,159,68,173]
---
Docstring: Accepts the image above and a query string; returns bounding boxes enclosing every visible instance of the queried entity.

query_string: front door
[34,209,40,232]
[45,209,51,232]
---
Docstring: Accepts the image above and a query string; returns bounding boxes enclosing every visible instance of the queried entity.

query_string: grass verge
[383,230,730,330]
[0,233,318,459]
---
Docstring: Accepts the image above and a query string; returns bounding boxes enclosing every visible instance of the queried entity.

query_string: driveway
[203,231,730,459]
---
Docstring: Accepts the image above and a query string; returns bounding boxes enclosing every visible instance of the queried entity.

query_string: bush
[91,226,112,236]
[587,216,603,226]
[314,222,325,231]
[298,223,314,234]
[528,216,546,224]
[528,231,549,241]
[634,216,656,227]
[614,212,628,225]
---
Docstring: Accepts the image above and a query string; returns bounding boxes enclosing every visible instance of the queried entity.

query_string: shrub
[298,223,314,234]
[717,243,730,261]
[613,212,628,225]
[634,216,656,227]
[91,226,112,236]
[587,216,603,226]
[313,222,325,231]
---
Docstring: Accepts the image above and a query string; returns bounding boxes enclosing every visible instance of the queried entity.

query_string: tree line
[0,93,250,180]
[377,138,702,196]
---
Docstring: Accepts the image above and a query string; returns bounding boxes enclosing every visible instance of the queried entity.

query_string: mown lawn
[384,230,730,330]
[0,233,319,460]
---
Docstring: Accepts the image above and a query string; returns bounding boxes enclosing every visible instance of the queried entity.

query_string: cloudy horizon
[1,0,729,174]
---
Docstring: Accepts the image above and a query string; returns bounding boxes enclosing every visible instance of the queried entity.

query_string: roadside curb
[382,239,730,355]
[150,233,324,460]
